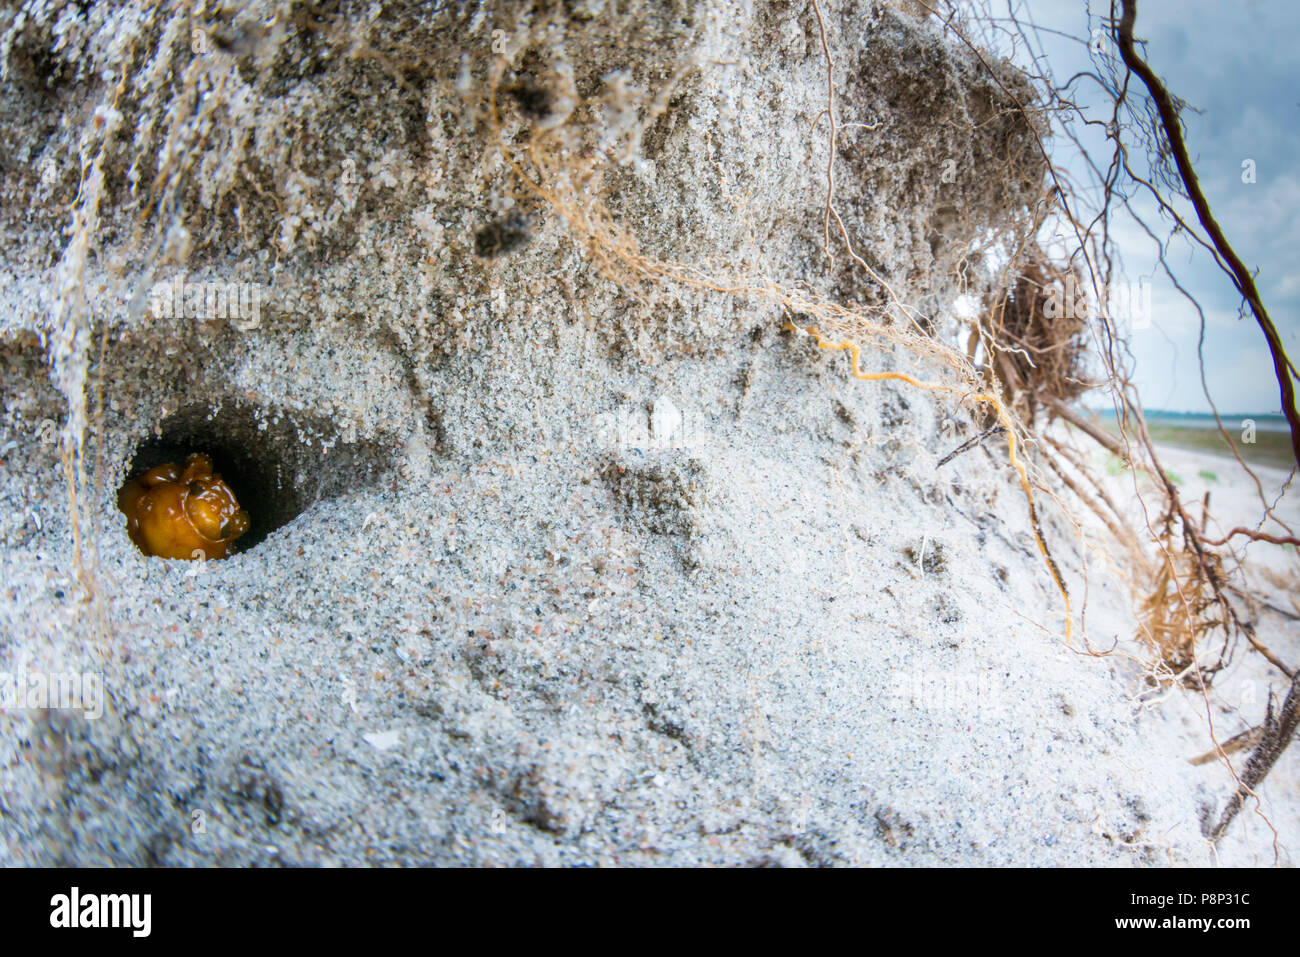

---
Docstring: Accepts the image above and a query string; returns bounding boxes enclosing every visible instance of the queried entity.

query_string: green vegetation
[1098,421,1296,471]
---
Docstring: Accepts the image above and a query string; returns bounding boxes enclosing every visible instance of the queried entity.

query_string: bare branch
[1116,0,1300,470]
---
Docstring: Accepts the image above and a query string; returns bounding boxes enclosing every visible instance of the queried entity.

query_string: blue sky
[1003,0,1300,413]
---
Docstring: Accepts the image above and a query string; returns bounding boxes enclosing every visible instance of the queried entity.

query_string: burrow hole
[123,401,391,552]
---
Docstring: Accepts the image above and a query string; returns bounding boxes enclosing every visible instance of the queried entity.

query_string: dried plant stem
[1210,672,1300,842]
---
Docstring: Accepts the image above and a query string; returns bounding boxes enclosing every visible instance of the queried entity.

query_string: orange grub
[118,453,250,560]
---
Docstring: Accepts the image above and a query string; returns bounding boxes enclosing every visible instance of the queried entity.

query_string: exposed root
[787,321,1072,635]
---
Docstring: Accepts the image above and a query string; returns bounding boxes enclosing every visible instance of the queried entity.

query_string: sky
[993,0,1300,414]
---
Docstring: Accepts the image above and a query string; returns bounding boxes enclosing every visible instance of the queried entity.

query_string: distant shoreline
[1069,407,1294,469]
[1084,408,1292,432]
[1095,420,1294,471]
